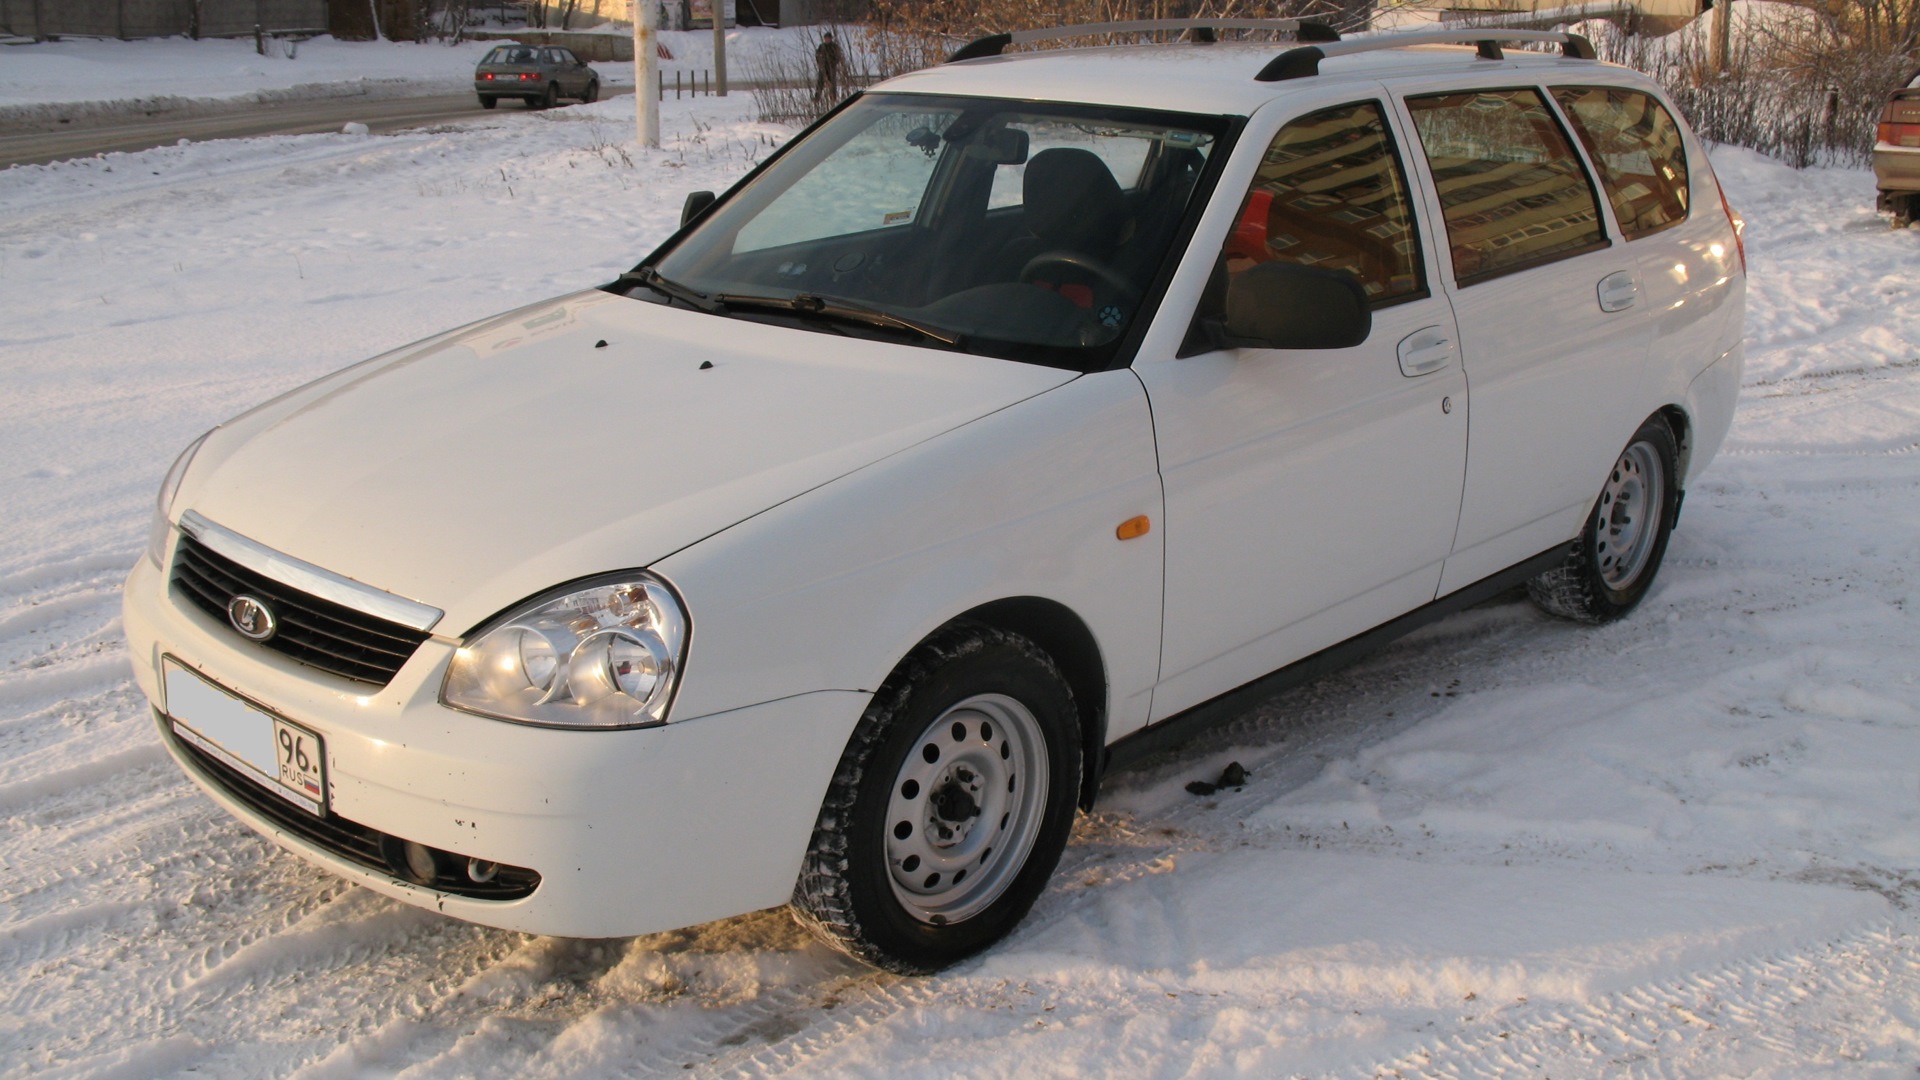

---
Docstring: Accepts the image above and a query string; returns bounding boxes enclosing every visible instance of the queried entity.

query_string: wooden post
[713,1,727,95]
[1710,0,1731,76]
[636,0,660,147]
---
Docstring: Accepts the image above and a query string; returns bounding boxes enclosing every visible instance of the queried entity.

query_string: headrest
[1022,147,1124,249]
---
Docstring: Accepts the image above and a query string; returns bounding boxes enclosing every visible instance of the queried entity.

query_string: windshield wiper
[615,267,724,314]
[713,292,964,348]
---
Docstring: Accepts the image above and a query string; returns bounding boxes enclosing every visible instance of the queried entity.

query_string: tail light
[1883,92,1920,147]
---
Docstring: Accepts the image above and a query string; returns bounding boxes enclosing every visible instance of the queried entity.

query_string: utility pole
[713,0,727,96]
[635,0,660,147]
[1711,0,1731,75]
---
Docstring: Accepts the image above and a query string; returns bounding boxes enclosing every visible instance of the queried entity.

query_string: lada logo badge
[227,595,278,642]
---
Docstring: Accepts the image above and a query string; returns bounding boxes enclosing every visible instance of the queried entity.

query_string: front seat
[1000,147,1131,317]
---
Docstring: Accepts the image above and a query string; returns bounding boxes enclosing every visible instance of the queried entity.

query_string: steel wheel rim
[885,693,1049,925]
[1596,440,1663,590]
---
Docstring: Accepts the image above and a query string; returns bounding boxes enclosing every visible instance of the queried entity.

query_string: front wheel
[1528,416,1680,623]
[581,79,599,103]
[792,625,1081,973]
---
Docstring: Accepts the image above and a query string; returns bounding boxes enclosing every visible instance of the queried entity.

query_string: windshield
[634,93,1227,370]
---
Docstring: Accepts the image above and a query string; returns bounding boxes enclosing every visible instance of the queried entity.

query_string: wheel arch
[937,596,1108,811]
[1655,403,1693,488]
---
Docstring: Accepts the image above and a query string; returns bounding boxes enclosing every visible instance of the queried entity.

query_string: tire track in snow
[0,552,137,598]
[1354,924,1920,1078]
[0,654,131,710]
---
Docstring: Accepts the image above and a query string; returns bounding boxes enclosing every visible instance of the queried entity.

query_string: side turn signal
[1116,515,1151,541]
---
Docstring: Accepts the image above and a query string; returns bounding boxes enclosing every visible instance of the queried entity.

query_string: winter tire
[478,95,498,110]
[792,624,1081,974]
[582,79,600,103]
[1527,416,1680,623]
[535,84,558,110]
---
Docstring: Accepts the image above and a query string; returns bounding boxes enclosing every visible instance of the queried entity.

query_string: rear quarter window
[1552,86,1690,240]
[1406,88,1607,285]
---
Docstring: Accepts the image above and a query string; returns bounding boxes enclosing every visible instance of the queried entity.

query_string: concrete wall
[1,0,328,39]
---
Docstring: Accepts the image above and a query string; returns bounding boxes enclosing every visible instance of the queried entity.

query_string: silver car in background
[475,44,600,111]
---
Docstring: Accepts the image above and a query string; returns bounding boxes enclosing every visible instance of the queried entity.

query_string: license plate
[163,658,327,815]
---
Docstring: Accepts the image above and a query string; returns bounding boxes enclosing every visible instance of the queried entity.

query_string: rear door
[1552,82,1741,414]
[1392,83,1650,594]
[1137,97,1469,720]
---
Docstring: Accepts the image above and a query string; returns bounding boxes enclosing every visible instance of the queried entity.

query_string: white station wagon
[126,20,1746,972]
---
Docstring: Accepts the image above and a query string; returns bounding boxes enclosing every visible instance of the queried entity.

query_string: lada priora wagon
[126,20,1746,973]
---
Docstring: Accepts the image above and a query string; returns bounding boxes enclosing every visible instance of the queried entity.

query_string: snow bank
[0,27,814,123]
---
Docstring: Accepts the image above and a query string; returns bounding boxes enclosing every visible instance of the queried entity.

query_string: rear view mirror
[681,190,716,228]
[1206,262,1371,351]
[963,128,1030,165]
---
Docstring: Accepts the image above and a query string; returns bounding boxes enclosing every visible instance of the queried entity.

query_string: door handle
[1397,326,1454,377]
[1597,271,1639,313]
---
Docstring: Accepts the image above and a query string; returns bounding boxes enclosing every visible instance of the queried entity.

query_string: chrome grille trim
[171,536,432,687]
[178,511,442,632]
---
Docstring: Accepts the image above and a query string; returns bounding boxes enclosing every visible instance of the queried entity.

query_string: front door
[1136,99,1469,721]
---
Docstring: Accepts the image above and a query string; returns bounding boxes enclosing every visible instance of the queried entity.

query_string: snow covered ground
[3,78,1920,1077]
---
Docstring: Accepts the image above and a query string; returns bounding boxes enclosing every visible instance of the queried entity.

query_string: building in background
[1383,0,1711,35]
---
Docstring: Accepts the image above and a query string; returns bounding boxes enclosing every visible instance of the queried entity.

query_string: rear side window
[1220,101,1425,304]
[1553,87,1690,240]
[1406,88,1606,285]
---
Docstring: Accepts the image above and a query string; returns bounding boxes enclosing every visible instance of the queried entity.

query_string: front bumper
[124,555,866,938]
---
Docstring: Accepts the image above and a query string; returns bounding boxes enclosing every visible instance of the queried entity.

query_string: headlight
[147,429,214,568]
[441,574,688,729]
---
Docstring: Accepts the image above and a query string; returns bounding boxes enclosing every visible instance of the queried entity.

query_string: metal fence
[1,0,329,39]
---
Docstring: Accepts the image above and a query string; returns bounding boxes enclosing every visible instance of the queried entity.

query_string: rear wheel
[792,625,1081,974]
[477,95,498,110]
[533,83,557,110]
[1528,417,1680,623]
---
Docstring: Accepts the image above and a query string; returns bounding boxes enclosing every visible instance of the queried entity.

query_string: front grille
[171,534,430,687]
[163,716,541,901]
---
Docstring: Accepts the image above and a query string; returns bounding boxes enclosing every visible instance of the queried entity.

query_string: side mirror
[1205,262,1371,351]
[681,190,716,229]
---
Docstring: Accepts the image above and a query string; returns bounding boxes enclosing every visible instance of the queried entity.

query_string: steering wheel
[1017,251,1139,303]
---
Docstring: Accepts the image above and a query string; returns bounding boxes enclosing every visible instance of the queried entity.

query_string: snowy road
[2,94,1918,1077]
[0,90,640,169]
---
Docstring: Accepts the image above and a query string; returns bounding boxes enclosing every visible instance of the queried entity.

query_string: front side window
[1553,86,1690,240]
[1406,88,1607,285]
[1220,100,1424,304]
[642,94,1226,370]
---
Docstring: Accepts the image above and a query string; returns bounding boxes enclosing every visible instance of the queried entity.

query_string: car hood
[180,291,1076,635]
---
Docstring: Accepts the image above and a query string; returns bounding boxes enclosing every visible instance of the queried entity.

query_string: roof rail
[1254,28,1596,82]
[947,18,1339,64]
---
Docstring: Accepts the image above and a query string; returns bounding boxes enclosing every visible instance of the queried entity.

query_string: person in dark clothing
[814,31,844,107]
